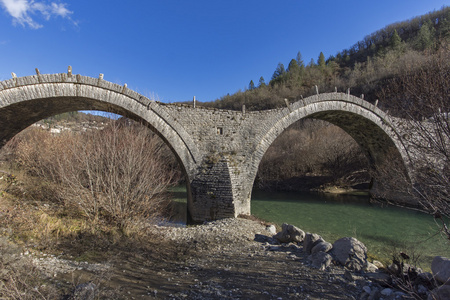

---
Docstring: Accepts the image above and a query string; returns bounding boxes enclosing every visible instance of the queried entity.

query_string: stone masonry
[0,71,420,222]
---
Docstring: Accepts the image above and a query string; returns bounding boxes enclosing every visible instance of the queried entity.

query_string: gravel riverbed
[27,217,408,299]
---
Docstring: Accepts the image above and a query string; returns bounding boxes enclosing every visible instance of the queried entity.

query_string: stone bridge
[0,70,416,222]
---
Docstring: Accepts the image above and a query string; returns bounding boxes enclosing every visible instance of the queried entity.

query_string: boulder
[428,285,450,300]
[273,223,305,244]
[311,241,332,255]
[343,270,354,282]
[365,271,392,287]
[415,272,435,290]
[372,260,384,269]
[254,234,278,244]
[417,284,428,295]
[368,287,380,300]
[308,251,332,271]
[303,233,324,254]
[431,256,450,285]
[332,237,367,271]
[266,225,277,235]
[364,262,378,273]
[380,288,393,297]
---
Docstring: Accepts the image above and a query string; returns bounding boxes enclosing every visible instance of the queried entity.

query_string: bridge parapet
[0,72,153,108]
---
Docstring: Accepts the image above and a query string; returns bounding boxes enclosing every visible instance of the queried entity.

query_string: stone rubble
[22,251,110,278]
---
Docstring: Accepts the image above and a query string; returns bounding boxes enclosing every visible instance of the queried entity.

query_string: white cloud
[0,0,73,29]
[50,2,70,17]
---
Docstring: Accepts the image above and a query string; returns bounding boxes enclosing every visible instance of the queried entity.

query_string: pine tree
[389,29,403,52]
[271,63,286,80]
[287,59,300,74]
[248,80,255,90]
[296,51,305,68]
[437,17,450,41]
[307,58,316,68]
[413,21,436,51]
[258,76,266,87]
[318,52,326,68]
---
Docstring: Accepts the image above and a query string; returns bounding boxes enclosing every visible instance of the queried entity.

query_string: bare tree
[256,120,368,190]
[378,48,450,240]
[15,119,179,228]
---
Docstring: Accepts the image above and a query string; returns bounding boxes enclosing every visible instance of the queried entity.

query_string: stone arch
[0,73,201,183]
[248,93,412,202]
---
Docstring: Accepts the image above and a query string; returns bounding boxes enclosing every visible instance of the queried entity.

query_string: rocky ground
[21,217,427,300]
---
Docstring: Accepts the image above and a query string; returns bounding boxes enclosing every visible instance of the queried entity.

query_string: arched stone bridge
[0,71,416,222]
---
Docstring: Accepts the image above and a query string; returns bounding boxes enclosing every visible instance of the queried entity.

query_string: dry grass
[0,166,169,298]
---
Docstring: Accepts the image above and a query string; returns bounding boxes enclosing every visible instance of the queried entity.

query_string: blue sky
[0,1,448,103]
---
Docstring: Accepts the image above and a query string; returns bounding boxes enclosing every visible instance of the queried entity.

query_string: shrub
[14,120,179,228]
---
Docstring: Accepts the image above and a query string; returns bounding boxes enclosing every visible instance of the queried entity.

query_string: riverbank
[1,217,392,299]
[1,175,447,298]
[2,194,447,300]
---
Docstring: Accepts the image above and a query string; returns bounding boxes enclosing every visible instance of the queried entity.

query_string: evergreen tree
[258,76,266,87]
[296,51,305,68]
[271,63,286,80]
[438,17,450,41]
[369,43,377,56]
[287,59,300,74]
[318,52,326,68]
[389,29,403,52]
[248,80,255,90]
[326,55,335,64]
[413,21,436,51]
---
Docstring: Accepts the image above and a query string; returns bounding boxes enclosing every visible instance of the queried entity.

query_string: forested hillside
[201,7,450,192]
[201,6,449,113]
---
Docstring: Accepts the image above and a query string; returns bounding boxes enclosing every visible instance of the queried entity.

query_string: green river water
[170,187,449,269]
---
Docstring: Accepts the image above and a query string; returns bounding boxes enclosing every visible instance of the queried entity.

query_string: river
[170,187,449,269]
